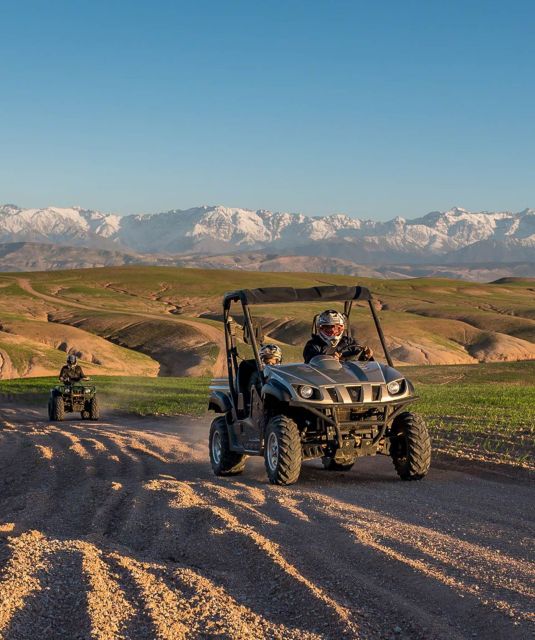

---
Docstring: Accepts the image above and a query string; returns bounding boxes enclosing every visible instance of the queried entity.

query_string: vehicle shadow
[0,408,531,640]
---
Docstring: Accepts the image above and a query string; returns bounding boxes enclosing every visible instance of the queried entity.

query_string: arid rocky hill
[0,266,534,378]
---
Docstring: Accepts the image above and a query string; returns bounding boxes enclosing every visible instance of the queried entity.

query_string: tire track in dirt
[0,406,533,639]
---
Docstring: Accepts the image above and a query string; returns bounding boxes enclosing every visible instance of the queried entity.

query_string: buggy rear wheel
[51,396,65,422]
[264,415,302,485]
[390,412,431,480]
[321,457,354,471]
[209,416,246,476]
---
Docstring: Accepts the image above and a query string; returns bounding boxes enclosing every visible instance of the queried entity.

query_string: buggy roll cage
[221,285,394,403]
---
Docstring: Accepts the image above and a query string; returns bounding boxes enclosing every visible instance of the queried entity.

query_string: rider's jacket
[59,364,86,383]
[303,335,369,364]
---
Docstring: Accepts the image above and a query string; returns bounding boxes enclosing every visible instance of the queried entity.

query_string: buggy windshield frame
[221,284,393,404]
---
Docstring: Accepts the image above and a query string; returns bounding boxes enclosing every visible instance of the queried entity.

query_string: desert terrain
[0,267,534,379]
[0,266,533,639]
[0,406,533,640]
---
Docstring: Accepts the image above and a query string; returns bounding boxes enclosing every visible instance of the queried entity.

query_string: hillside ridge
[0,265,534,379]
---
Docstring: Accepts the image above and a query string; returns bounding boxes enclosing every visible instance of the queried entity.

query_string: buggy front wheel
[390,412,431,480]
[264,415,302,485]
[209,417,246,476]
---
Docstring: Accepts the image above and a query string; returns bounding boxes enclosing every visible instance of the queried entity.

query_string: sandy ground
[0,407,533,640]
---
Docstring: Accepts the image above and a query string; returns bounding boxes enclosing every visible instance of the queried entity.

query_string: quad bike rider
[208,284,431,485]
[59,354,87,383]
[303,309,373,363]
[48,355,99,421]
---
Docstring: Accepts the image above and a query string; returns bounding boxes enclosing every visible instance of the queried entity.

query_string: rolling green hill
[0,266,534,378]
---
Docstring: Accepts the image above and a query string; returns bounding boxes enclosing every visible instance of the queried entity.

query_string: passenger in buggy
[249,343,283,394]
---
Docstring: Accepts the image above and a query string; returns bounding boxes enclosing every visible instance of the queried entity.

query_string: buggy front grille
[326,387,340,402]
[346,386,362,402]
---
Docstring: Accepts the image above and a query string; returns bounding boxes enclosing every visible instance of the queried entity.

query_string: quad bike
[208,284,431,485]
[48,381,99,421]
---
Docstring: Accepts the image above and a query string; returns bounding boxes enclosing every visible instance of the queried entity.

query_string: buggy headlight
[387,380,402,395]
[299,385,314,399]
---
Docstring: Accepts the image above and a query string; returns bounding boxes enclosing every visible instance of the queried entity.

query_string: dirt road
[0,407,533,639]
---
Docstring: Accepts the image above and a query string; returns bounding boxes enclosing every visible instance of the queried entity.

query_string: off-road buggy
[48,383,100,421]
[208,284,431,485]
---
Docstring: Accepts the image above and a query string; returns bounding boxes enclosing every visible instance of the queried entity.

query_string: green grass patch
[0,376,210,416]
[402,362,535,467]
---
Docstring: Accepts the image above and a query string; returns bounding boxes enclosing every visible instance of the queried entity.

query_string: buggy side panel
[208,390,232,414]
[263,380,292,403]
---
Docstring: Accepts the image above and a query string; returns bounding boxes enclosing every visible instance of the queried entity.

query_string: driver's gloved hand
[339,345,362,358]
[361,346,373,360]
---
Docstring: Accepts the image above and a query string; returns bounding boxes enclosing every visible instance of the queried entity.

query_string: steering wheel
[339,346,365,361]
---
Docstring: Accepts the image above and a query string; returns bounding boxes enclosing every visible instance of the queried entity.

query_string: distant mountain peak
[0,204,533,265]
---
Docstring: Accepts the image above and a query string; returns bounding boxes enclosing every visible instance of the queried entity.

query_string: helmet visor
[320,324,344,337]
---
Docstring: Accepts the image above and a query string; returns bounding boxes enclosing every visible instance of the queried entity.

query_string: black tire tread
[89,396,100,420]
[209,416,246,476]
[52,396,65,421]
[264,415,302,485]
[390,412,431,480]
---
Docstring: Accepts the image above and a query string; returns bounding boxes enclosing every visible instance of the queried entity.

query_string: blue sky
[0,0,533,220]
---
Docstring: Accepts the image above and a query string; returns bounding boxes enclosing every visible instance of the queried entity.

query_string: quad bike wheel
[390,412,431,480]
[321,457,354,471]
[264,415,302,485]
[209,416,246,475]
[50,396,65,422]
[89,397,100,420]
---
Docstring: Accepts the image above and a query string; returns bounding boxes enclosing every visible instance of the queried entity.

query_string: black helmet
[67,354,77,365]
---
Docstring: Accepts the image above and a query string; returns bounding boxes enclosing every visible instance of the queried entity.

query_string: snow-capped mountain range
[0,203,534,264]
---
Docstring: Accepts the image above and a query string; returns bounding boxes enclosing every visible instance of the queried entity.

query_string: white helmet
[259,343,282,364]
[317,309,345,347]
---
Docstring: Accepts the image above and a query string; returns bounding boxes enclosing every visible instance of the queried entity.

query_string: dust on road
[0,407,533,639]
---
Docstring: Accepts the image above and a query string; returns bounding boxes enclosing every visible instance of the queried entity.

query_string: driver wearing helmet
[59,354,87,383]
[303,309,373,363]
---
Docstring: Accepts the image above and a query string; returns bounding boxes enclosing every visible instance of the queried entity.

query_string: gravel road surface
[0,407,533,639]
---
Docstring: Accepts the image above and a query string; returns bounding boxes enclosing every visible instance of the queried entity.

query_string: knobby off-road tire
[264,415,302,485]
[51,396,65,422]
[321,457,354,472]
[47,399,54,420]
[209,416,246,476]
[390,411,431,481]
[89,397,100,420]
